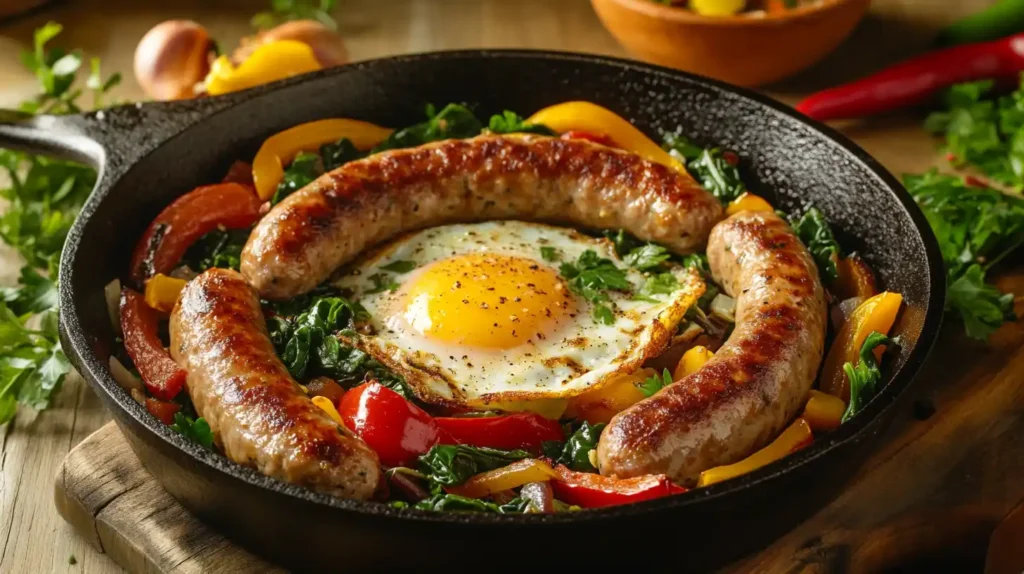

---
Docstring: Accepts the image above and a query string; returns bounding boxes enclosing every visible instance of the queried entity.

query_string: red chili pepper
[129,182,262,283]
[560,130,616,147]
[120,289,186,401]
[549,465,686,508]
[434,413,564,454]
[145,397,182,425]
[337,382,444,467]
[796,33,1024,122]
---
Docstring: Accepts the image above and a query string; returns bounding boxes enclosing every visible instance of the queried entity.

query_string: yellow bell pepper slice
[251,118,394,200]
[697,418,813,487]
[447,459,556,499]
[311,395,343,425]
[143,274,188,313]
[480,399,568,420]
[206,40,321,97]
[801,390,846,432]
[525,101,686,172]
[820,291,902,401]
[565,370,651,424]
[674,345,715,381]
[690,0,746,17]
[725,192,774,216]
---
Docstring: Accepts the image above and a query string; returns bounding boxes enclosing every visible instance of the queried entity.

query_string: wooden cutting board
[54,271,1024,573]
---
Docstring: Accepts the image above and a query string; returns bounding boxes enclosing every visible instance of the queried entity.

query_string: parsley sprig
[558,250,632,325]
[0,23,119,425]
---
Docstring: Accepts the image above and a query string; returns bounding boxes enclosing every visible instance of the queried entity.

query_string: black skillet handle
[0,95,246,186]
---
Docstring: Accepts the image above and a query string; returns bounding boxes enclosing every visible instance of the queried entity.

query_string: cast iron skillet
[0,51,944,571]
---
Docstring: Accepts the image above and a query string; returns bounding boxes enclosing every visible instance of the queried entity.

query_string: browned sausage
[169,268,382,499]
[597,211,827,482]
[241,134,723,300]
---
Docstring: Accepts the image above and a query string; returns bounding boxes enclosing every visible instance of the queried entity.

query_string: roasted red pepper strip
[434,413,564,454]
[120,288,186,401]
[337,382,444,467]
[129,182,262,283]
[796,33,1024,121]
[549,465,686,508]
[560,130,616,147]
[145,397,182,425]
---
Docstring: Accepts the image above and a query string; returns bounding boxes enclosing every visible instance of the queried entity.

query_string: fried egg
[332,221,704,409]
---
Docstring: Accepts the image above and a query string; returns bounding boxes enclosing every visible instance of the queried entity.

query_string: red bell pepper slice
[550,465,686,509]
[434,413,564,454]
[120,288,187,401]
[560,130,616,147]
[129,182,262,283]
[337,382,444,467]
[145,397,182,425]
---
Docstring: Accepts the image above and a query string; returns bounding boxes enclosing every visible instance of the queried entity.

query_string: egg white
[331,221,704,409]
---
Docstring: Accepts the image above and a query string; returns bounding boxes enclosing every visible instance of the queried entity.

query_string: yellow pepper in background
[565,369,652,424]
[251,118,394,200]
[820,292,903,401]
[311,396,343,425]
[526,101,686,172]
[143,273,187,313]
[206,40,321,97]
[726,192,774,216]
[674,345,715,381]
[447,459,556,498]
[801,390,846,432]
[690,0,746,17]
[698,418,813,487]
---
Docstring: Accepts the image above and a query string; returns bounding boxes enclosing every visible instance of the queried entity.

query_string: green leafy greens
[1,23,119,424]
[637,368,673,398]
[841,331,895,422]
[410,493,527,514]
[182,228,250,272]
[662,132,745,203]
[487,111,556,135]
[558,250,632,325]
[252,0,339,31]
[903,171,1022,339]
[170,412,215,450]
[417,444,532,487]
[542,421,605,472]
[788,207,841,284]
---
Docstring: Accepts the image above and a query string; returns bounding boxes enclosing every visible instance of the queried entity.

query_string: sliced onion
[709,293,736,323]
[109,356,143,392]
[104,278,122,337]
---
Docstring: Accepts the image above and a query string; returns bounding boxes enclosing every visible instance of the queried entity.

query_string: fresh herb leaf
[366,272,400,294]
[271,151,322,205]
[624,243,671,271]
[252,0,338,31]
[841,331,895,422]
[170,412,215,450]
[559,250,632,324]
[413,493,527,514]
[903,170,1023,339]
[637,273,681,301]
[320,137,364,171]
[789,207,840,284]
[0,265,58,315]
[637,368,673,398]
[661,131,703,162]
[182,228,250,272]
[687,148,745,204]
[545,421,605,472]
[679,253,710,275]
[540,246,560,262]
[380,260,417,274]
[487,111,555,135]
[601,229,645,257]
[417,444,531,486]
[372,103,484,153]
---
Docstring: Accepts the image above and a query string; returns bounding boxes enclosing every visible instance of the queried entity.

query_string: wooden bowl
[590,0,871,87]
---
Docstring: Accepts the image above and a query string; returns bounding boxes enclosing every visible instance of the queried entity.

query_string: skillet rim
[57,48,947,525]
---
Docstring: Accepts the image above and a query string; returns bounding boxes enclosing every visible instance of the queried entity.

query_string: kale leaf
[413,493,527,514]
[417,444,532,486]
[182,228,250,272]
[543,421,605,472]
[789,207,840,284]
[271,151,322,205]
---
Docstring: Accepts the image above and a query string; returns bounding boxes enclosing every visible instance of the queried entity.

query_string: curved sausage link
[169,268,382,499]
[241,134,723,300]
[597,211,827,482]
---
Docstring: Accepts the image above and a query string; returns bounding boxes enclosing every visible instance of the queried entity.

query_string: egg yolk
[400,254,574,349]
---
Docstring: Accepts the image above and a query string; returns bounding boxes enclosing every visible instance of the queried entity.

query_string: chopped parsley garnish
[366,272,401,294]
[624,243,671,271]
[559,250,632,325]
[662,132,744,203]
[636,272,681,302]
[540,246,560,262]
[637,368,673,398]
[380,260,417,274]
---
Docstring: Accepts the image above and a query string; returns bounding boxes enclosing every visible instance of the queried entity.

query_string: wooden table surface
[0,1,1013,573]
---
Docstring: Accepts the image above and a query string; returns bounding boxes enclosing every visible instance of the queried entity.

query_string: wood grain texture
[0,0,1018,573]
